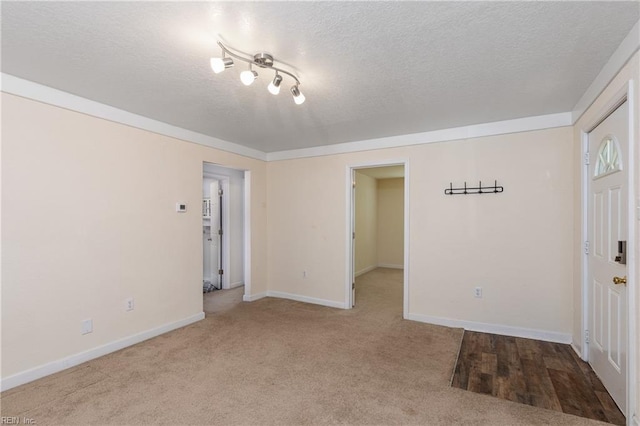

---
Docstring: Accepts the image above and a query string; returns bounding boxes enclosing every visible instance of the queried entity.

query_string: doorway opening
[202,162,250,312]
[347,161,409,317]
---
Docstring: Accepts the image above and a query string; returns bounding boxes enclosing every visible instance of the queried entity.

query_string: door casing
[580,80,636,423]
[202,163,252,301]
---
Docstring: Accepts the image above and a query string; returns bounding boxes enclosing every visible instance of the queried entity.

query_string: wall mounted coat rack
[444,180,504,195]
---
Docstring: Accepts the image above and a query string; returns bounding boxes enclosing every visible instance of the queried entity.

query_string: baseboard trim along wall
[377,263,403,269]
[265,291,345,309]
[243,291,345,309]
[243,292,267,302]
[355,265,377,277]
[570,342,583,359]
[405,313,572,344]
[0,312,205,392]
[230,281,244,289]
[355,264,403,277]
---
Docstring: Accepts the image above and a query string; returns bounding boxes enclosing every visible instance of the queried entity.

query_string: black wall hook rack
[444,180,504,195]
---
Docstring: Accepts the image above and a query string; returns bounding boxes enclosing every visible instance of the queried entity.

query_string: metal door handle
[612,276,627,285]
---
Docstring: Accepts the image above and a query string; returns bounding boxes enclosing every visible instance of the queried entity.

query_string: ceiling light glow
[240,68,258,86]
[291,84,306,105]
[210,52,233,74]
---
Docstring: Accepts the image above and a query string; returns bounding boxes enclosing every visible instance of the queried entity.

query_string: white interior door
[587,101,628,413]
[209,180,221,287]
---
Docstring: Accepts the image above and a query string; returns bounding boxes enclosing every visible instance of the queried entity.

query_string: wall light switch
[176,203,187,212]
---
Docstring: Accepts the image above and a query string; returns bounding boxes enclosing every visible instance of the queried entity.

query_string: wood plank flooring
[451,331,625,425]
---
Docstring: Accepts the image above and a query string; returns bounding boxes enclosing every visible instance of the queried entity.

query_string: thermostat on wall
[176,203,187,212]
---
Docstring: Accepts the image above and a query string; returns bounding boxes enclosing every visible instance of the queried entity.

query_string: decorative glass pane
[594,136,621,178]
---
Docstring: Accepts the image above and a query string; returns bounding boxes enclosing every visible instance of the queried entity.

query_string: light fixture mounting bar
[217,41,300,85]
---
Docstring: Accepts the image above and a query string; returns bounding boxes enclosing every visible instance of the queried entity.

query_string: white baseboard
[355,265,376,277]
[230,281,244,289]
[377,263,403,269]
[570,342,584,360]
[265,291,346,309]
[405,313,572,344]
[243,292,267,302]
[632,414,639,426]
[243,290,346,309]
[0,312,205,392]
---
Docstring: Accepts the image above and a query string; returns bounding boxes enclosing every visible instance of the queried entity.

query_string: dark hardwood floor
[451,331,625,425]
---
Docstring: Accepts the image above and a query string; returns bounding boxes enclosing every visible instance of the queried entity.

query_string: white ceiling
[2,2,638,154]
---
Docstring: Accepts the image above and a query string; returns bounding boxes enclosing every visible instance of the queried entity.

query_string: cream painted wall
[377,178,404,267]
[572,51,639,421]
[267,126,574,335]
[355,172,377,275]
[1,93,267,379]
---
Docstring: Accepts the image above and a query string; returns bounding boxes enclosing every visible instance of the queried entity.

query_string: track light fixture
[210,40,305,105]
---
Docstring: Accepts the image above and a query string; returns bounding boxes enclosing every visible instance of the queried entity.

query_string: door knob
[612,276,627,285]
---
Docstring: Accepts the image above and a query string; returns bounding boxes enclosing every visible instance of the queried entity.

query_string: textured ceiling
[2,2,638,153]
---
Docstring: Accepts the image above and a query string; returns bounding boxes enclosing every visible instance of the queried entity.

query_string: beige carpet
[1,269,604,425]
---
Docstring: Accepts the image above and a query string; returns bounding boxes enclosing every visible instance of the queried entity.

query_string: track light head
[210,50,234,74]
[268,73,283,95]
[291,84,305,105]
[240,68,258,86]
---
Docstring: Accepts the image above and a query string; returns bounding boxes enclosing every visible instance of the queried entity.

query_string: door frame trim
[203,172,231,289]
[243,170,252,298]
[580,79,636,422]
[346,159,410,317]
[202,163,251,300]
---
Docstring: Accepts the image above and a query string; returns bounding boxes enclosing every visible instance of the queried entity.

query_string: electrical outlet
[81,319,93,335]
[125,298,135,311]
[474,287,483,298]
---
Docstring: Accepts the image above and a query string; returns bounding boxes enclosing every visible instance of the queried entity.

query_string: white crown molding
[405,313,572,344]
[0,312,205,392]
[266,112,573,161]
[572,19,640,124]
[10,69,632,163]
[0,73,268,162]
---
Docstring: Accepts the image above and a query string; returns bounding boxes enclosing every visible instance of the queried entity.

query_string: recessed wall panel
[593,192,604,257]
[593,279,604,351]
[607,287,622,372]
[608,187,621,262]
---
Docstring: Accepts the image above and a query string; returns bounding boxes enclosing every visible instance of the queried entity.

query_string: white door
[587,101,628,413]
